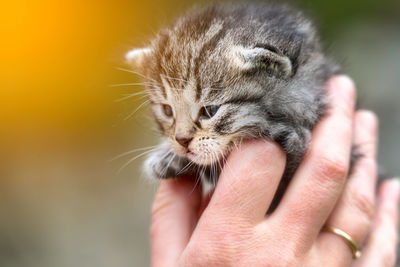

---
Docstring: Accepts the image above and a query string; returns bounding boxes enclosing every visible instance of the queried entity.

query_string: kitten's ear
[125,47,151,68]
[232,45,292,78]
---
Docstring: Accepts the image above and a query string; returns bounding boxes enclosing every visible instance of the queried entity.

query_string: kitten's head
[126,4,323,166]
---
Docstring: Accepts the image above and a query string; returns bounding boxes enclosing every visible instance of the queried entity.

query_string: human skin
[150,75,400,267]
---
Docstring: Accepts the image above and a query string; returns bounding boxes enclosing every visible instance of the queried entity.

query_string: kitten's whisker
[109,82,158,87]
[124,100,150,120]
[216,151,223,174]
[115,67,159,84]
[189,172,202,195]
[115,92,149,102]
[110,145,158,161]
[197,164,205,182]
[191,159,204,196]
[212,162,217,186]
[239,137,244,148]
[116,149,157,175]
[178,161,190,175]
[177,160,194,175]
[179,162,194,176]
[120,92,148,96]
[213,150,223,181]
[232,140,239,151]
[208,153,216,188]
[160,152,176,178]
[211,152,215,178]
[218,148,234,179]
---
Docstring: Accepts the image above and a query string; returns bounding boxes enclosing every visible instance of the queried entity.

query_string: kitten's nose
[175,136,193,148]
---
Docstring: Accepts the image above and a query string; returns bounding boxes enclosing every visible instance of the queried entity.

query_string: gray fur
[127,3,341,210]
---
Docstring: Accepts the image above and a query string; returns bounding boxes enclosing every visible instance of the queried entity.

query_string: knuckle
[315,152,348,183]
[346,158,377,221]
[348,187,375,221]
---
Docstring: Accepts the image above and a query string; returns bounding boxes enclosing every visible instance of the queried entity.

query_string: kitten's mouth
[187,152,202,164]
[186,150,198,158]
[186,150,223,166]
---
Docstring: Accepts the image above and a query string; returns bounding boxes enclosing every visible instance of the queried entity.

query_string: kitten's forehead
[161,76,200,117]
[146,11,234,100]
[161,76,194,99]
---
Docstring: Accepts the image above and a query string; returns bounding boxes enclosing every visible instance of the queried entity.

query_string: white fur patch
[125,47,151,67]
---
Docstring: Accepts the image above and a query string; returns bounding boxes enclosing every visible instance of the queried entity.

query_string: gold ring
[323,225,361,259]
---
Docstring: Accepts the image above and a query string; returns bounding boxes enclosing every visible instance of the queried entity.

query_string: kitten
[126,3,340,210]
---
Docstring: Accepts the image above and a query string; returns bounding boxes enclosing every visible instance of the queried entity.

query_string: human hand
[150,75,400,267]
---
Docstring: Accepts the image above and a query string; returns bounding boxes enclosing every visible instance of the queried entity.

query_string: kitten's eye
[162,104,173,117]
[200,105,220,119]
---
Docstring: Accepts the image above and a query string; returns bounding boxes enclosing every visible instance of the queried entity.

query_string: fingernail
[328,75,356,105]
[335,75,355,90]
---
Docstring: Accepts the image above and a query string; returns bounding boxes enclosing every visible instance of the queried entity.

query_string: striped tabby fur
[126,3,340,210]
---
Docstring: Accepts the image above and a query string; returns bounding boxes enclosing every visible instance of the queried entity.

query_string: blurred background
[1,0,399,266]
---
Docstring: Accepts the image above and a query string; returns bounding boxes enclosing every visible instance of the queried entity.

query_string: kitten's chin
[186,151,222,166]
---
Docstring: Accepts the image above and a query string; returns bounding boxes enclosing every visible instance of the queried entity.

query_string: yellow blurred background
[1,0,399,266]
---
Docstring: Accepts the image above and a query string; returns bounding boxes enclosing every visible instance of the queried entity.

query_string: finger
[274,75,356,243]
[318,110,378,265]
[203,139,286,223]
[353,179,400,267]
[150,175,202,267]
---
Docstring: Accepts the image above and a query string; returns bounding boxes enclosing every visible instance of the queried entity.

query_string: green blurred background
[1,0,399,266]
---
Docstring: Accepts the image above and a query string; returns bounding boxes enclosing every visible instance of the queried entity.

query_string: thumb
[150,175,202,267]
